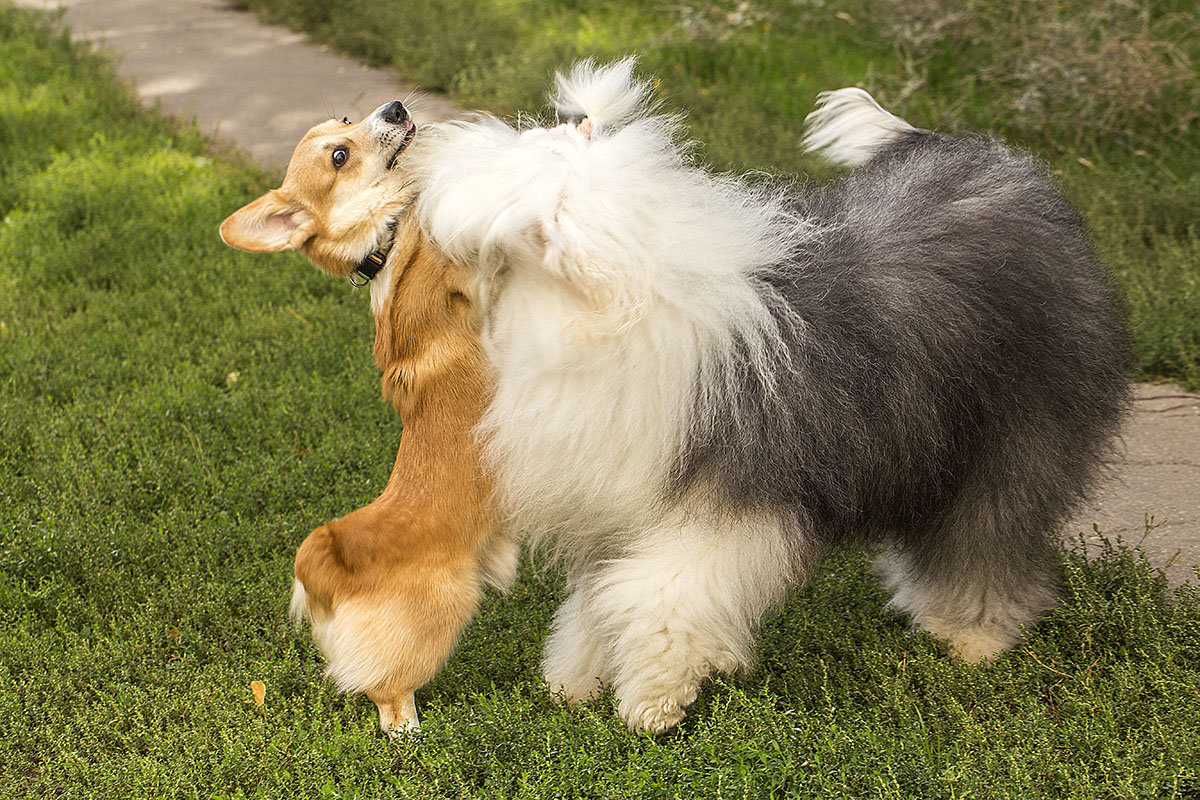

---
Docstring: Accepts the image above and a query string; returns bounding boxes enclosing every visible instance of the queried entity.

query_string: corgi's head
[220,101,419,280]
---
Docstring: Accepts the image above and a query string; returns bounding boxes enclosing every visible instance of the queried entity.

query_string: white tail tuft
[288,579,308,628]
[802,88,916,167]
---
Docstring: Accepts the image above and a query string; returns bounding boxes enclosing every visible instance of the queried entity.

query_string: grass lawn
[1,2,1199,798]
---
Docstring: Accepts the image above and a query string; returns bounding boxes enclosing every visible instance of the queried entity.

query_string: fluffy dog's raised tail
[802,88,916,167]
[554,58,657,136]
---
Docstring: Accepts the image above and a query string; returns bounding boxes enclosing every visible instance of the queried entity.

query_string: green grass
[236,0,1200,389]
[2,3,1200,798]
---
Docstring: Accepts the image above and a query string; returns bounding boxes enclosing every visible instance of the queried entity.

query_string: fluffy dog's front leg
[542,584,611,703]
[590,513,798,733]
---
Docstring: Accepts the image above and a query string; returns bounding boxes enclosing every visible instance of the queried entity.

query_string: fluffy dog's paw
[945,629,1012,664]
[619,682,699,734]
[622,697,687,734]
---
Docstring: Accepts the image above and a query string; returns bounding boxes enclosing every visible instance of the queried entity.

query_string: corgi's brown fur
[220,102,516,734]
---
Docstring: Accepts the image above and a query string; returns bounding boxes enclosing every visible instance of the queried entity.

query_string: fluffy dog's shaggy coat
[400,61,1128,732]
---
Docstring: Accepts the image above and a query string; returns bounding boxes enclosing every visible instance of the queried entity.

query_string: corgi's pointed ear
[219,190,315,253]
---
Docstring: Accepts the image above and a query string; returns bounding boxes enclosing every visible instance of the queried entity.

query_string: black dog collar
[349,222,397,287]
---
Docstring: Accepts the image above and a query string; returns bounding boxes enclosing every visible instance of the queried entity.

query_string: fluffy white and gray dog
[388,60,1129,732]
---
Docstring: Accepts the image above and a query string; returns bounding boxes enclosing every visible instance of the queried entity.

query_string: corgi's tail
[288,579,308,628]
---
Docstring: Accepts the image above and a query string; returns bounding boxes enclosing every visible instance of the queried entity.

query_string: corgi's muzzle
[371,100,417,169]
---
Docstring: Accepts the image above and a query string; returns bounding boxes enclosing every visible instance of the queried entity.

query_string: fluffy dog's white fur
[412,61,798,544]
[540,505,804,731]
[374,59,1127,732]
[392,60,811,731]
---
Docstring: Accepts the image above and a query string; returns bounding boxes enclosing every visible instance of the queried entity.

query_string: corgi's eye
[341,116,351,125]
[331,147,349,169]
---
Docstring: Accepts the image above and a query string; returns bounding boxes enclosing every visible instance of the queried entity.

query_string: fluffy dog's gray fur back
[408,65,1133,726]
[677,131,1130,570]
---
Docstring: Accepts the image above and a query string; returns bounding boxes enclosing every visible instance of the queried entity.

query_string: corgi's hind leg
[369,689,421,734]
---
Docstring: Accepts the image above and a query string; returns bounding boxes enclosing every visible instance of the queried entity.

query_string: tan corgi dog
[220,101,517,734]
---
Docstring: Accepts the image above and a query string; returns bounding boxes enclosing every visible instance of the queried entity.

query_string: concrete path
[17,0,1200,584]
[14,0,462,176]
[1071,385,1200,585]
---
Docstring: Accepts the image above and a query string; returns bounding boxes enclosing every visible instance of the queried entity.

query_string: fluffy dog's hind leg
[588,511,799,733]
[876,484,1063,663]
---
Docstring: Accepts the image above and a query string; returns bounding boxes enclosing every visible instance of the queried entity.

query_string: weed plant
[1,3,1199,798]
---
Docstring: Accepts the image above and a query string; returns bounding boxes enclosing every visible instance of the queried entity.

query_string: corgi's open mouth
[386,121,418,170]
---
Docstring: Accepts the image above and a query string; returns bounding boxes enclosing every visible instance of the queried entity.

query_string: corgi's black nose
[380,101,409,126]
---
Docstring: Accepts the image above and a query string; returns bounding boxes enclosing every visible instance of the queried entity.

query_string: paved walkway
[18,0,1200,584]
[1072,385,1200,585]
[15,0,462,175]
